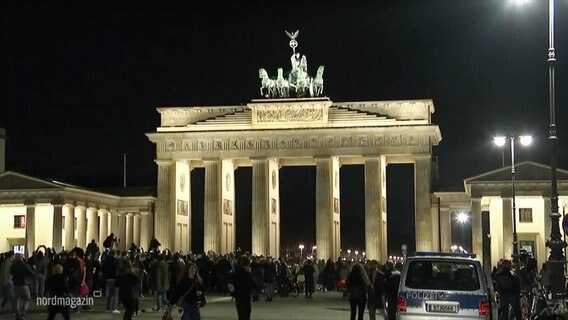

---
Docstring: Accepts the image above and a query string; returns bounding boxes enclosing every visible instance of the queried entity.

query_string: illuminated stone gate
[146,98,441,261]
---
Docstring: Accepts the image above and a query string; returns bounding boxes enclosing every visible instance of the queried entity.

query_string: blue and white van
[396,252,498,320]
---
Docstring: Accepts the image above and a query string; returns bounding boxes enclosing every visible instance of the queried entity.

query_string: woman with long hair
[168,262,204,320]
[346,263,370,320]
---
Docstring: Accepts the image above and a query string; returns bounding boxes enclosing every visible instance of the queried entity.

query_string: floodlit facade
[434,162,568,269]
[0,170,156,255]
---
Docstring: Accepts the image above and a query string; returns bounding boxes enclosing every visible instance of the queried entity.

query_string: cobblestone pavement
[0,292,389,320]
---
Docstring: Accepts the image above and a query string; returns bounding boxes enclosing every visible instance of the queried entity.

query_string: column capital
[126,213,134,217]
[155,159,173,166]
[413,154,432,161]
[202,158,220,163]
[139,211,150,216]
[250,157,267,163]
[313,155,332,162]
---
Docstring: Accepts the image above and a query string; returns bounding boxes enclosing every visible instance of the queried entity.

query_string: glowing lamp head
[519,135,533,146]
[494,136,507,147]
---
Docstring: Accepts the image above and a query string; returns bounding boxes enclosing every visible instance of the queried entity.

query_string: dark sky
[1,1,568,255]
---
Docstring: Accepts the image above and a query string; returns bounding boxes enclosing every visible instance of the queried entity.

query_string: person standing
[346,263,370,320]
[233,256,256,320]
[167,262,204,320]
[495,260,521,320]
[116,260,139,320]
[150,255,169,311]
[366,261,386,320]
[45,264,70,320]
[0,251,15,315]
[302,260,316,298]
[102,250,120,313]
[11,253,33,320]
[383,260,401,320]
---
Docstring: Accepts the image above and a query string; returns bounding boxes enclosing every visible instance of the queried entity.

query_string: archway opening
[234,167,252,251]
[279,166,316,258]
[339,165,365,256]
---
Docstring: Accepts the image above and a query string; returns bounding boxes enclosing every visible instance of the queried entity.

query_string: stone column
[155,160,174,250]
[86,207,98,245]
[315,157,339,261]
[252,159,268,255]
[133,213,141,247]
[64,204,75,250]
[25,203,35,258]
[414,156,433,251]
[76,206,87,249]
[52,204,63,252]
[204,160,221,253]
[125,213,133,248]
[98,209,108,246]
[109,211,119,237]
[472,198,483,262]
[364,156,387,261]
[502,197,513,260]
[118,213,127,251]
[140,212,151,250]
[439,206,451,252]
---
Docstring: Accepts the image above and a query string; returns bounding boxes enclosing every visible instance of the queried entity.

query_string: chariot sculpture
[259,30,325,98]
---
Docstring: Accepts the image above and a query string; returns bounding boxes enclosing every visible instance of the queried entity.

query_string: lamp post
[543,0,566,301]
[299,244,304,259]
[456,211,469,252]
[494,135,532,267]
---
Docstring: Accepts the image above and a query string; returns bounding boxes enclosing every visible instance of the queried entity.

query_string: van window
[405,260,480,291]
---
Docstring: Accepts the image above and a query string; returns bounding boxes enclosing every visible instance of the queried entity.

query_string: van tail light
[479,300,489,316]
[397,297,407,312]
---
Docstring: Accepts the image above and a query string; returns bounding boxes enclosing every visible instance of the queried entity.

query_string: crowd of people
[0,234,406,320]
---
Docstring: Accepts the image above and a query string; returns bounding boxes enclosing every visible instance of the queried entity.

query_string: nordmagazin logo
[36,296,95,309]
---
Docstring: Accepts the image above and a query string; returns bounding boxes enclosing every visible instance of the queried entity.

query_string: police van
[396,252,498,319]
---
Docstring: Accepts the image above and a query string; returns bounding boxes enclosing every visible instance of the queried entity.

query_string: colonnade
[155,155,432,262]
[23,203,153,254]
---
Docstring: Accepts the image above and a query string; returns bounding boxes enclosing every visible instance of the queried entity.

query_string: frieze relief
[256,107,323,122]
[163,133,433,153]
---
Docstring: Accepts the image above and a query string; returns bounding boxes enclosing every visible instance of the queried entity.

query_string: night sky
[2,1,568,256]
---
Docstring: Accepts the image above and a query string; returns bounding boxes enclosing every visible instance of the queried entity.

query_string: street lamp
[347,249,351,258]
[494,135,532,267]
[543,0,566,301]
[299,244,304,258]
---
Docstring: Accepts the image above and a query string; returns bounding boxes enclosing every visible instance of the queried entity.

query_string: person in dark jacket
[384,260,401,320]
[250,257,264,301]
[150,255,169,311]
[495,260,521,320]
[116,260,139,320]
[168,262,204,320]
[302,260,316,298]
[366,261,386,320]
[45,264,70,320]
[11,253,34,320]
[263,258,276,300]
[346,263,370,320]
[233,256,256,320]
[102,250,120,313]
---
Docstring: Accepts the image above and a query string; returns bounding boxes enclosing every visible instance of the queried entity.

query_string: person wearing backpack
[494,260,521,320]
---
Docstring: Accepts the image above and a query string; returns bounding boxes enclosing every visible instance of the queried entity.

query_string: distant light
[520,135,533,146]
[456,212,469,224]
[494,136,507,147]
[512,0,530,5]
[298,244,304,249]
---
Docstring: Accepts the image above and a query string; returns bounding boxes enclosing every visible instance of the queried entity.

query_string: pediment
[465,161,568,184]
[0,171,64,191]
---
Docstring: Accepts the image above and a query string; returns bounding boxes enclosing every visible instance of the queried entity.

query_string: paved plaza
[0,292,388,320]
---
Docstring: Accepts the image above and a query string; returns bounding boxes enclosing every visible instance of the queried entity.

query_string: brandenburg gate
[146,32,441,261]
[147,97,441,261]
